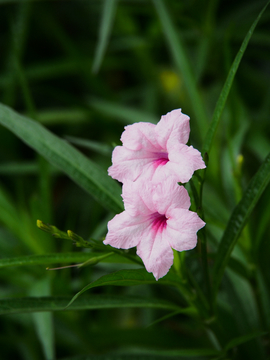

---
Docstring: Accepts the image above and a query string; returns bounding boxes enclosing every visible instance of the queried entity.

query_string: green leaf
[213,152,270,295]
[227,257,252,280]
[0,103,123,213]
[92,0,118,74]
[0,184,47,253]
[224,331,267,352]
[153,0,208,138]
[0,294,181,315]
[89,97,158,124]
[66,136,112,156]
[256,269,270,330]
[0,252,133,269]
[50,354,215,360]
[37,108,91,125]
[0,161,39,175]
[30,277,55,360]
[67,269,185,307]
[202,0,270,156]
[220,271,265,359]
[132,348,219,357]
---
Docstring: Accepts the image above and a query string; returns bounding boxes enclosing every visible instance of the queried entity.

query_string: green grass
[0,1,270,359]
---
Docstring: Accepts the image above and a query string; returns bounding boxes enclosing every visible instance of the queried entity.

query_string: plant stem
[198,154,213,316]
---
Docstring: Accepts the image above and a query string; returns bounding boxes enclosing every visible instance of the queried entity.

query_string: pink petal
[121,122,159,151]
[122,180,156,216]
[104,211,152,249]
[155,109,190,149]
[152,179,191,215]
[136,225,174,280]
[167,143,206,183]
[108,109,205,184]
[108,146,166,183]
[166,208,205,251]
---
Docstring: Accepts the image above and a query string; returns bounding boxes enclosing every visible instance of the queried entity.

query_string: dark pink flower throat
[151,213,167,233]
[153,152,169,169]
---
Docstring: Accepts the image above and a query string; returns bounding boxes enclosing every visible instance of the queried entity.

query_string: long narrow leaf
[89,97,158,124]
[153,0,208,138]
[213,152,270,295]
[202,0,270,156]
[220,271,265,359]
[92,0,118,73]
[67,269,186,307]
[0,252,133,269]
[224,331,267,352]
[0,103,123,213]
[51,353,217,360]
[66,136,112,156]
[0,161,39,175]
[30,277,54,360]
[0,295,180,315]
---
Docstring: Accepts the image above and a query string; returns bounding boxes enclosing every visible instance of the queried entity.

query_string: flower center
[151,213,167,233]
[152,152,169,169]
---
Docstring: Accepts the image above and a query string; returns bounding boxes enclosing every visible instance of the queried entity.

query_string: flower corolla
[108,109,206,184]
[104,178,205,280]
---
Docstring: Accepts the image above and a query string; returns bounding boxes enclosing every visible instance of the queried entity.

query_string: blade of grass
[146,309,194,328]
[57,352,219,360]
[0,294,181,315]
[213,152,270,297]
[153,0,208,139]
[3,2,30,106]
[92,0,118,73]
[65,136,112,156]
[0,252,134,269]
[256,269,270,330]
[221,271,265,359]
[66,269,199,312]
[202,0,270,156]
[30,277,54,360]
[0,184,46,253]
[37,108,91,125]
[0,59,85,89]
[89,97,158,124]
[224,331,267,352]
[0,103,123,213]
[0,162,39,175]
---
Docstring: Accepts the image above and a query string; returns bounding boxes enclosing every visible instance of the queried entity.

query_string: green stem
[198,154,213,315]
[199,226,212,315]
[92,241,143,266]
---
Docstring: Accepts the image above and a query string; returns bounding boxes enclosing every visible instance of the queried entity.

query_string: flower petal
[166,208,205,251]
[122,180,156,216]
[104,211,151,249]
[152,179,191,215]
[155,109,190,149]
[108,144,169,183]
[136,226,174,280]
[121,122,159,151]
[167,143,206,183]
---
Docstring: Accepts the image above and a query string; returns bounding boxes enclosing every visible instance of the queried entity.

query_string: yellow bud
[160,70,181,93]
[67,230,81,242]
[36,220,53,233]
[236,154,244,168]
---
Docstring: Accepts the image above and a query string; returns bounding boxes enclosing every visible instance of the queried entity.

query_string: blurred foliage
[0,0,270,359]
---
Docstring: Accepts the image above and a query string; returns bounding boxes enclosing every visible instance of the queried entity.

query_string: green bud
[67,230,83,242]
[37,220,53,233]
[236,154,244,172]
[67,230,93,248]
[37,219,70,240]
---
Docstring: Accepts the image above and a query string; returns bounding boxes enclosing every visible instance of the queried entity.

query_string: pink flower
[108,109,206,184]
[104,178,205,280]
